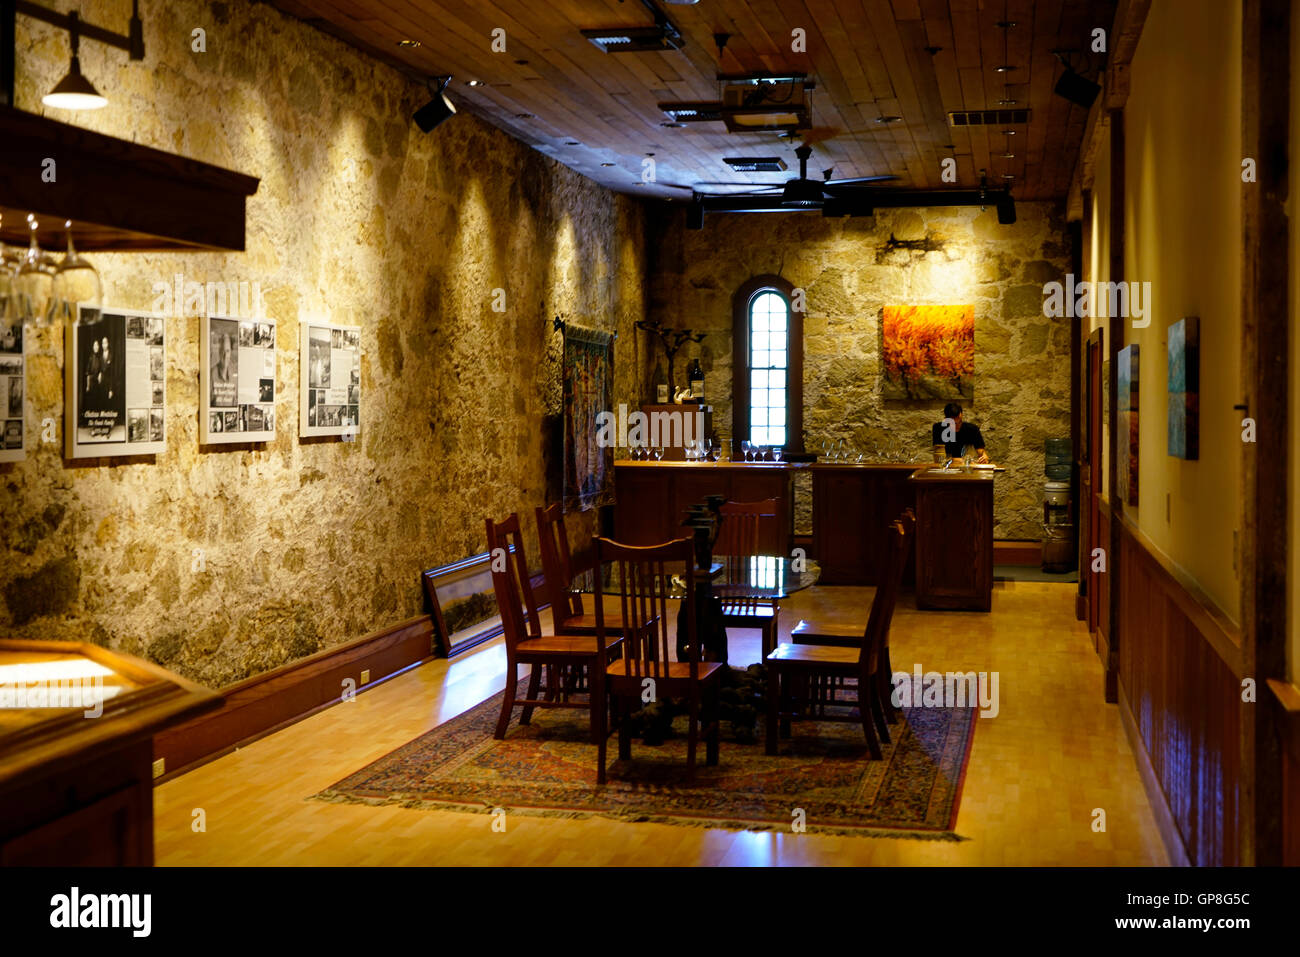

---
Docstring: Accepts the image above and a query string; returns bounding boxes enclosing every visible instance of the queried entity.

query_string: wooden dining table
[571,555,821,664]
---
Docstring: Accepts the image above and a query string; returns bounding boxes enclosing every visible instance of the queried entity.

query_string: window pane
[768,370,786,389]
[751,387,766,411]
[751,312,770,333]
[752,330,770,351]
[751,369,768,388]
[770,310,787,332]
[752,406,768,426]
[769,388,786,413]
[770,349,787,368]
[770,406,786,427]
[770,426,786,447]
[752,349,769,368]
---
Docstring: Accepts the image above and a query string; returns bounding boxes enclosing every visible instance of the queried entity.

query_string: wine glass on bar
[14,218,54,327]
[50,220,102,327]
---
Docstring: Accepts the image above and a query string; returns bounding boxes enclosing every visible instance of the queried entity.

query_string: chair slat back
[859,521,908,670]
[486,513,542,653]
[535,503,584,618]
[593,537,697,680]
[715,499,777,611]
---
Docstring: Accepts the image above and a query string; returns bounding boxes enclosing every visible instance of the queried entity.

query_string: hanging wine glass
[14,218,55,327]
[49,220,102,327]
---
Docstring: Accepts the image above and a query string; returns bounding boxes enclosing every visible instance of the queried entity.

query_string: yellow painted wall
[1121,0,1243,621]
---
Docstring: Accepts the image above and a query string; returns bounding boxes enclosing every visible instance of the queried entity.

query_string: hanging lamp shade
[43,56,107,110]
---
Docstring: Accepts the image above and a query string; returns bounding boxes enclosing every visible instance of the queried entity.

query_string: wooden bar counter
[811,463,922,585]
[613,460,795,554]
[909,466,996,611]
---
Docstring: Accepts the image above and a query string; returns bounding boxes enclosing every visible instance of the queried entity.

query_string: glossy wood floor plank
[154,582,1168,866]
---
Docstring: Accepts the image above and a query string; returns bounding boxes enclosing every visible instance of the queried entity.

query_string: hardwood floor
[154,581,1168,866]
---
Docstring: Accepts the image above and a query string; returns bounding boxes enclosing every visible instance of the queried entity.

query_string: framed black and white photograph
[299,320,360,438]
[200,314,277,444]
[0,314,24,463]
[65,307,167,459]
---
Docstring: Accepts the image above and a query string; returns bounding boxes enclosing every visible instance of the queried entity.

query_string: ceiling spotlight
[997,98,1018,106]
[875,115,902,124]
[600,162,616,167]
[565,140,580,145]
[465,79,484,86]
[397,39,421,48]
[1001,129,1017,135]
[43,13,107,111]
[994,65,1017,73]
[413,76,457,132]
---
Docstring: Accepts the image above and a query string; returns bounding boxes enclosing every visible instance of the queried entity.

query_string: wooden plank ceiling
[269,0,1116,202]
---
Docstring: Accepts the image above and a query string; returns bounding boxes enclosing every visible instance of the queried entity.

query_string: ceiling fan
[691,143,897,211]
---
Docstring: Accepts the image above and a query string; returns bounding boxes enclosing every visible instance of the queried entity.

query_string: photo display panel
[66,307,166,458]
[200,314,277,444]
[0,313,24,462]
[299,320,360,438]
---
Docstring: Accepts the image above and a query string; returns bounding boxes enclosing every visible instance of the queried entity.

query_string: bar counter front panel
[612,461,794,554]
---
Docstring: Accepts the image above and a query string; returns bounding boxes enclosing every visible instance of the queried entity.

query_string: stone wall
[647,203,1073,539]
[1,0,651,685]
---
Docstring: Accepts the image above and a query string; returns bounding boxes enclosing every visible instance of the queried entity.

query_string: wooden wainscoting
[1116,516,1244,866]
[153,615,434,781]
[1268,680,1300,865]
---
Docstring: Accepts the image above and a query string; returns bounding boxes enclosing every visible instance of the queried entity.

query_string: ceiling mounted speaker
[1054,69,1100,108]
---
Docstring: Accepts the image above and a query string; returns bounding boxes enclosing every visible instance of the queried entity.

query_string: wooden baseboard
[993,540,1042,566]
[153,615,434,782]
[1118,682,1191,867]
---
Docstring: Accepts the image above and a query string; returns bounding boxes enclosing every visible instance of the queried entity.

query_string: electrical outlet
[152,758,165,779]
[360,669,370,685]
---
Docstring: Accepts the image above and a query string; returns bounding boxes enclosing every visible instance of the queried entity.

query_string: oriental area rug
[313,681,978,840]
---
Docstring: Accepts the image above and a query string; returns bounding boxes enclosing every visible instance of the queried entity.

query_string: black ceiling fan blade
[823,174,899,185]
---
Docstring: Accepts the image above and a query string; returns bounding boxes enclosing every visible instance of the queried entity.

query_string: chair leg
[859,682,883,760]
[780,671,793,738]
[705,680,720,767]
[520,664,542,726]
[766,664,780,756]
[495,662,519,740]
[686,692,699,782]
[878,666,899,724]
[868,678,891,745]
[588,661,604,745]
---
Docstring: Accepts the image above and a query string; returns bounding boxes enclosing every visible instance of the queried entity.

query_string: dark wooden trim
[1104,107,1125,705]
[153,615,433,781]
[993,541,1041,566]
[731,274,804,456]
[0,105,259,251]
[1239,0,1290,869]
[1118,683,1192,867]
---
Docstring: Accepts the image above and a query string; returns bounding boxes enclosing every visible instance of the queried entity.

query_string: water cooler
[1042,437,1075,572]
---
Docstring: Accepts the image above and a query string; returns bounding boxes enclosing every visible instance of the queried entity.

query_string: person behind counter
[931,401,990,464]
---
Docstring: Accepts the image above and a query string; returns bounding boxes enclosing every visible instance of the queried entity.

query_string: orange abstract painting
[880,305,975,400]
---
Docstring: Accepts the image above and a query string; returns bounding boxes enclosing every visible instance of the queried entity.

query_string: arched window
[732,276,804,455]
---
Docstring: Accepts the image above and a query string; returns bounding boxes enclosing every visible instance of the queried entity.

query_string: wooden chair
[713,498,781,657]
[593,536,723,785]
[765,520,909,759]
[486,513,621,743]
[791,508,915,726]
[535,503,625,637]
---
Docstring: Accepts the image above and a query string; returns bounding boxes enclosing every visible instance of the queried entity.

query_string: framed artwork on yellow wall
[200,314,276,444]
[299,320,360,438]
[1167,317,1199,460]
[1117,344,1139,505]
[65,307,166,459]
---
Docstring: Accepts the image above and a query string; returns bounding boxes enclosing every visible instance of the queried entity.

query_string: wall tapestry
[201,314,277,444]
[0,314,24,462]
[1167,316,1199,460]
[66,307,166,459]
[1118,344,1139,505]
[562,324,615,512]
[299,321,360,438]
[881,304,974,400]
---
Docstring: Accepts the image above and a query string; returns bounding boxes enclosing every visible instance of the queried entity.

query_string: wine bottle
[689,358,705,401]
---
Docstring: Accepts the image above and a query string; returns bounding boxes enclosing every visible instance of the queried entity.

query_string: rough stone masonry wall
[647,203,1073,539]
[1,0,651,685]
